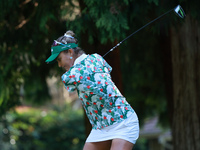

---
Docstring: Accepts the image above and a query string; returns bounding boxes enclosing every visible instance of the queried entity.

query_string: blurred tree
[0,0,200,149]
[170,15,200,150]
[65,0,169,134]
[0,0,67,115]
[65,0,200,149]
[0,105,85,150]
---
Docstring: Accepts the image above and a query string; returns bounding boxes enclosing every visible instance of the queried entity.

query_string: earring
[70,56,73,59]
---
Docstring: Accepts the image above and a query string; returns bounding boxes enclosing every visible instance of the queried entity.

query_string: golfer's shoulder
[90,53,103,59]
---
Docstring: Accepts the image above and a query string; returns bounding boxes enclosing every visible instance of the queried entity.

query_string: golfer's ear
[68,49,74,56]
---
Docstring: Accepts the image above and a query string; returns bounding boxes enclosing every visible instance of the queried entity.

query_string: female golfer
[46,30,139,150]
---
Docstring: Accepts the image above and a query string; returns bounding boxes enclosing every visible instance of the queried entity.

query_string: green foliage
[134,138,148,150]
[65,0,171,126]
[148,0,159,6]
[0,0,67,116]
[120,32,167,125]
[66,0,130,44]
[1,0,200,130]
[64,0,200,126]
[0,105,85,150]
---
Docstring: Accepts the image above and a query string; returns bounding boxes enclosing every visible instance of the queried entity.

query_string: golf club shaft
[103,8,174,57]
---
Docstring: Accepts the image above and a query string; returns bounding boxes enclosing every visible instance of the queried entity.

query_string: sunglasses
[52,40,66,46]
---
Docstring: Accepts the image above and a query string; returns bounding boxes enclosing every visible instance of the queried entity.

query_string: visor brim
[45,53,59,64]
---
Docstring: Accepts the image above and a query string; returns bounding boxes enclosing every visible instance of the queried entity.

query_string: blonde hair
[59,30,78,44]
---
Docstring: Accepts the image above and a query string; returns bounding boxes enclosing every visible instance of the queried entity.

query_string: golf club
[103,4,186,57]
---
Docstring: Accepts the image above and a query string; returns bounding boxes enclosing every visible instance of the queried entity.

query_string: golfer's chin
[64,67,69,72]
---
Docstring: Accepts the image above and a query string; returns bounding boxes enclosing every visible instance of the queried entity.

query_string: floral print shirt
[61,53,134,129]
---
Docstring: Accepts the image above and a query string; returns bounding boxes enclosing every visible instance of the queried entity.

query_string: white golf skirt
[86,111,139,144]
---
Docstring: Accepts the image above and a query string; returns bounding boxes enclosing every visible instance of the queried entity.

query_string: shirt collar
[74,53,88,65]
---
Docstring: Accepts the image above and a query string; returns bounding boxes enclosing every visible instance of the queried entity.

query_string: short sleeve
[61,73,76,92]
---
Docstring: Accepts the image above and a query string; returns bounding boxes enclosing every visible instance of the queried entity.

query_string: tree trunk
[170,15,200,150]
[160,28,174,126]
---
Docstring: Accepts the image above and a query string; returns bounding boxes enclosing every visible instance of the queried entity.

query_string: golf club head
[174,5,186,19]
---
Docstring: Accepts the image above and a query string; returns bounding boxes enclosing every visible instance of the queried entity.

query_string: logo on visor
[51,48,53,52]
[61,45,70,49]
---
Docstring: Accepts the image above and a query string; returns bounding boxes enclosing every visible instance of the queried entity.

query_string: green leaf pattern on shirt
[62,54,134,129]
